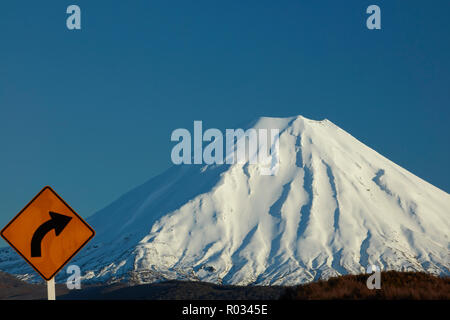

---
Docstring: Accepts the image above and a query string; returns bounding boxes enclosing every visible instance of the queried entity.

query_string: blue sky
[1,0,449,242]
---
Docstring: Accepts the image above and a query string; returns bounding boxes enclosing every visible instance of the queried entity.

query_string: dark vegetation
[0,271,69,299]
[0,270,448,300]
[59,280,285,300]
[281,271,450,300]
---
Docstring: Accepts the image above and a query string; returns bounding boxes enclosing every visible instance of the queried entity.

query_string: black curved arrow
[31,211,72,257]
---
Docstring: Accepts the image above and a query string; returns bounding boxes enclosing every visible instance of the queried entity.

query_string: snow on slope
[0,115,449,285]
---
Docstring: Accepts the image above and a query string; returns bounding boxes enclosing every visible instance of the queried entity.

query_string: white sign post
[47,278,56,300]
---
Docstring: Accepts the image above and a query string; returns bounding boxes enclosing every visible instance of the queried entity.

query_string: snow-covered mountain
[1,115,449,285]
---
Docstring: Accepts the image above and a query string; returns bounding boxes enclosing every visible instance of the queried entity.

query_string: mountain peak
[1,115,448,285]
[254,114,330,126]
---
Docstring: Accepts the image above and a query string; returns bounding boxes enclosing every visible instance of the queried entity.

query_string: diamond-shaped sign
[1,186,95,281]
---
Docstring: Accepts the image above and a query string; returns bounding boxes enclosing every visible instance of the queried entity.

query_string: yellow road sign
[1,186,95,281]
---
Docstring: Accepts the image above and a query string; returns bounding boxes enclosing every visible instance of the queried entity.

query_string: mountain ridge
[0,115,448,285]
